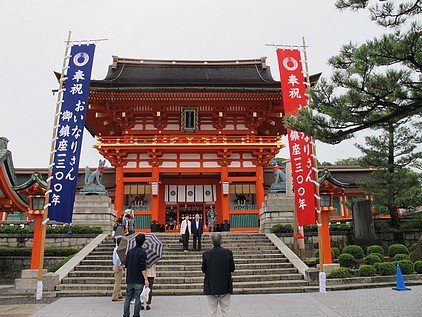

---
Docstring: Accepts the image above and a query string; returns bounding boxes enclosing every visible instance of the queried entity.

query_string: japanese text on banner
[276,49,317,226]
[49,44,96,223]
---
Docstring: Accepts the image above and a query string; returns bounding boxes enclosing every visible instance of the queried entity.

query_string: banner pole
[36,31,72,300]
[301,36,323,273]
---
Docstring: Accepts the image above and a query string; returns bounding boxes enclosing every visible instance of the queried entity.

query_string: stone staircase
[56,233,309,297]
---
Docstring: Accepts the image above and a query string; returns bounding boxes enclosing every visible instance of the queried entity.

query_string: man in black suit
[202,233,235,317]
[191,213,203,251]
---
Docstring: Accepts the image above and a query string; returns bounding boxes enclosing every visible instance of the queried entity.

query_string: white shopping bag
[140,286,150,303]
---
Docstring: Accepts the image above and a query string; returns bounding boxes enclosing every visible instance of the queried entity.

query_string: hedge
[367,245,384,256]
[414,261,422,274]
[0,224,102,235]
[388,244,409,257]
[364,254,382,265]
[270,224,293,234]
[396,260,414,275]
[0,247,78,256]
[376,262,396,276]
[338,253,356,268]
[48,255,74,272]
[332,247,340,259]
[394,254,411,262]
[330,268,350,278]
[342,245,364,260]
[0,226,29,234]
[359,265,376,277]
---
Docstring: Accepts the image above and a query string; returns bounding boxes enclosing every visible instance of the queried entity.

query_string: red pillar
[321,208,333,264]
[220,165,230,223]
[151,165,160,224]
[255,165,265,211]
[29,214,43,269]
[115,166,124,218]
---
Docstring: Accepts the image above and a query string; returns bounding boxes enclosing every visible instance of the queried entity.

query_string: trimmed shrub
[47,225,102,234]
[0,247,78,257]
[270,224,293,234]
[48,255,73,272]
[367,245,384,256]
[388,244,409,257]
[338,253,356,268]
[332,247,340,259]
[330,268,350,278]
[372,253,385,262]
[397,260,414,275]
[410,243,417,253]
[0,247,31,256]
[0,225,29,234]
[342,245,364,260]
[329,223,352,232]
[364,254,382,265]
[394,254,411,261]
[414,261,422,274]
[376,262,396,276]
[44,248,78,257]
[359,264,376,277]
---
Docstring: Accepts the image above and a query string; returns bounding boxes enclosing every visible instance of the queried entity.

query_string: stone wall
[260,193,294,233]
[0,234,96,248]
[0,256,65,284]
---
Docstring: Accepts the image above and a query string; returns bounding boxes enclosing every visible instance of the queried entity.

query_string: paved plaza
[0,285,421,317]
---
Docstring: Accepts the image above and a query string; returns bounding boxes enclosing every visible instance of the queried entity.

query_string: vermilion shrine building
[87,57,292,232]
[0,56,376,231]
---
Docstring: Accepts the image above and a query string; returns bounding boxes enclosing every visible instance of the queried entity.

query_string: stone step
[94,244,278,251]
[156,263,293,271]
[85,252,286,260]
[57,279,307,292]
[56,285,310,297]
[83,256,287,266]
[71,267,298,276]
[62,273,303,285]
[57,233,311,297]
[89,249,282,256]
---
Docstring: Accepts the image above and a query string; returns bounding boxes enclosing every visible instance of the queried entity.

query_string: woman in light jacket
[180,215,192,252]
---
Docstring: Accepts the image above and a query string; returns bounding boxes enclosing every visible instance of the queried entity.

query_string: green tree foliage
[285,1,422,236]
[356,125,422,229]
[286,1,421,143]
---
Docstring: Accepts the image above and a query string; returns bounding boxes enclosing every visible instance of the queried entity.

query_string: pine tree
[284,1,422,238]
[357,122,422,231]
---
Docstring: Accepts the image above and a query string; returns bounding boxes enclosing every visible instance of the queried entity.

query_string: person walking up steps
[112,237,124,301]
[202,233,235,317]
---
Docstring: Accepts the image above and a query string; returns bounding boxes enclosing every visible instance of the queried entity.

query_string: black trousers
[146,277,154,305]
[182,232,189,250]
[193,234,202,250]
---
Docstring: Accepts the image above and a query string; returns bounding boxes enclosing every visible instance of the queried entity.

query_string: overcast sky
[0,1,385,168]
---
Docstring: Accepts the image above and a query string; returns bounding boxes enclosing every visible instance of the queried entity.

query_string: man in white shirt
[180,215,192,252]
[112,237,124,301]
[191,213,203,251]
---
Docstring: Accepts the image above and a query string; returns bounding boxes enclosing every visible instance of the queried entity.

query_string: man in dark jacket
[202,233,235,317]
[191,213,203,251]
[123,234,149,317]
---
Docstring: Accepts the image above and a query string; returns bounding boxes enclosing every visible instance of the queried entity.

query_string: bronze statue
[80,159,108,195]
[268,159,286,193]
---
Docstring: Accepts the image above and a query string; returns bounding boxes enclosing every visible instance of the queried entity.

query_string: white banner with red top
[276,48,317,226]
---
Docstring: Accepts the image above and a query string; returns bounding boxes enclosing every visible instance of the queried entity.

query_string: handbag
[179,235,183,243]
